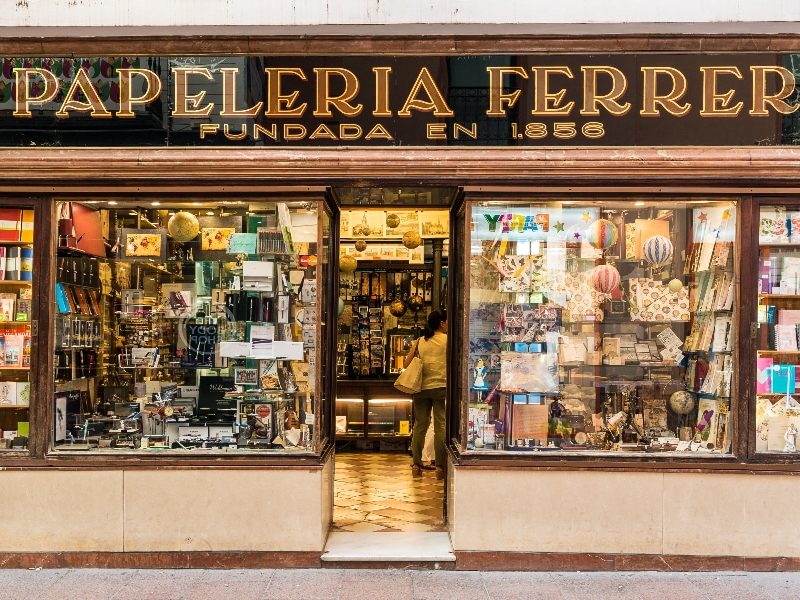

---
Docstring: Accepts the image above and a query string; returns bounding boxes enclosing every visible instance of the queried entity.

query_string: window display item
[167,211,201,242]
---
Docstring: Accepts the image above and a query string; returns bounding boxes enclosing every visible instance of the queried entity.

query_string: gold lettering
[399,67,454,117]
[580,66,630,116]
[309,123,337,140]
[199,123,219,139]
[313,68,362,117]
[223,123,248,140]
[220,67,263,117]
[339,124,363,140]
[365,123,393,140]
[253,124,278,141]
[640,67,691,116]
[283,124,307,140]
[531,67,574,116]
[372,67,392,117]
[486,66,528,116]
[117,68,162,118]
[426,123,447,139]
[265,68,308,117]
[699,66,743,117]
[56,68,112,118]
[454,122,477,139]
[13,68,59,117]
[172,68,214,117]
[750,66,800,116]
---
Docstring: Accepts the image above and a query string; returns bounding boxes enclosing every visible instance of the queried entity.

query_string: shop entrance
[328,187,457,538]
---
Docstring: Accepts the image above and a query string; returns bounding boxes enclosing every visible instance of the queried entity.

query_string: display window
[755,203,800,455]
[51,199,327,454]
[464,197,738,455]
[0,207,35,453]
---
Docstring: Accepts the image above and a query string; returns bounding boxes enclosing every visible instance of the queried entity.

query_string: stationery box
[770,364,796,395]
[0,209,22,242]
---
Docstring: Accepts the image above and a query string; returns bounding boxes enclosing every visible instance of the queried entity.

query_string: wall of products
[0,209,33,450]
[466,199,736,454]
[52,200,324,453]
[756,205,800,454]
[335,208,448,442]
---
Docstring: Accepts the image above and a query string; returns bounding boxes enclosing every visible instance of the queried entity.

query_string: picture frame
[234,367,259,386]
[120,228,167,261]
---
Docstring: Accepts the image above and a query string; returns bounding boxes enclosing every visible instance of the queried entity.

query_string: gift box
[0,209,22,242]
[771,364,796,395]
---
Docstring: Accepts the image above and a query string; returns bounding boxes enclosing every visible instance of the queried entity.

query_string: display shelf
[0,241,32,246]
[756,350,800,356]
[0,405,28,409]
[759,243,800,249]
[758,294,800,299]
[0,366,29,370]
[0,280,32,286]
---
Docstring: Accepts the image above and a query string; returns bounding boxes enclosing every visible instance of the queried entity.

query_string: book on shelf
[775,324,798,351]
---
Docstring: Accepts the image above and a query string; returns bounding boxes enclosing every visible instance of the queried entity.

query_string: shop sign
[2,54,800,146]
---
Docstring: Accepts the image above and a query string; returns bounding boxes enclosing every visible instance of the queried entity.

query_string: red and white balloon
[590,264,621,294]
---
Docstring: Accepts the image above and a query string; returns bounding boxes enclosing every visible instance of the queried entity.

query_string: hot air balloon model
[408,295,425,312]
[642,235,674,267]
[386,213,400,229]
[585,218,618,251]
[589,264,621,294]
[339,255,358,273]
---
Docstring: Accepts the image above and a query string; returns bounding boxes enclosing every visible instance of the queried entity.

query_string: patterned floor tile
[331,451,446,533]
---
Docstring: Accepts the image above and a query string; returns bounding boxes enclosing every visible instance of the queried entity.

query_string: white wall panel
[7,0,800,28]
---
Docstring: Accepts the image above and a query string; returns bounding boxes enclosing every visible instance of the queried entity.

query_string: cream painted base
[450,467,800,558]
[0,456,333,553]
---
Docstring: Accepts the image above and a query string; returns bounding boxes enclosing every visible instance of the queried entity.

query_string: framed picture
[120,228,166,260]
[201,227,236,251]
[234,367,259,386]
[420,210,450,238]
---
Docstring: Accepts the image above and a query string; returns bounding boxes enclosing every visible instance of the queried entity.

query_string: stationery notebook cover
[771,364,796,394]
[756,357,774,394]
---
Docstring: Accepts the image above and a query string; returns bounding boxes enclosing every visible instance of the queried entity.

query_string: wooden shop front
[0,30,799,569]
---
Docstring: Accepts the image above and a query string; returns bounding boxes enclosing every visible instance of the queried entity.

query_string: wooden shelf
[760,244,800,249]
[757,350,800,356]
[759,294,800,299]
[0,365,29,370]
[0,280,31,286]
[0,241,32,246]
[0,404,28,409]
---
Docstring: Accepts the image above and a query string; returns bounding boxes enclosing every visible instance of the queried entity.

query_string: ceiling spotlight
[107,200,118,205]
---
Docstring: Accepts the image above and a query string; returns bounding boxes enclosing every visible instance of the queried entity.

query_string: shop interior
[331,187,455,534]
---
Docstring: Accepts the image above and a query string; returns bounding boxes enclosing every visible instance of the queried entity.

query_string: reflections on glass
[756,205,800,454]
[466,198,736,455]
[53,199,320,454]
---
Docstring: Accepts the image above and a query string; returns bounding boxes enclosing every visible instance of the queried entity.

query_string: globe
[403,231,422,250]
[386,213,400,228]
[355,240,367,252]
[669,390,695,415]
[408,294,424,312]
[389,299,407,317]
[167,211,200,242]
[339,255,358,273]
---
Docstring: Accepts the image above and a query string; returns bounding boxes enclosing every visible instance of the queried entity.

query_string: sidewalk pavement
[1,568,799,600]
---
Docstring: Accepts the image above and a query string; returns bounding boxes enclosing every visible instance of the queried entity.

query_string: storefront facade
[1,29,800,569]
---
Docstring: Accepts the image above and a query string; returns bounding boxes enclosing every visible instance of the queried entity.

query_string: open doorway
[330,187,457,534]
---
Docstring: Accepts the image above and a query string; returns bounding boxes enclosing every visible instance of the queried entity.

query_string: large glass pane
[52,199,324,454]
[756,204,800,455]
[465,197,737,455]
[0,207,34,453]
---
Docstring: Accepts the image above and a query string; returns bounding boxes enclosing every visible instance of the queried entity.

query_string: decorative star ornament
[582,211,591,222]
[573,232,582,240]
[554,221,565,232]
[698,212,708,223]
[722,209,731,221]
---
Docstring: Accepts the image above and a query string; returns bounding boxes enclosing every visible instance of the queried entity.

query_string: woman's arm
[403,339,420,369]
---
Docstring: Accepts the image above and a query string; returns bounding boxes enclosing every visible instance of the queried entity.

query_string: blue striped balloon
[642,235,674,266]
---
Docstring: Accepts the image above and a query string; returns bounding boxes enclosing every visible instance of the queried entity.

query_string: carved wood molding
[2,147,800,189]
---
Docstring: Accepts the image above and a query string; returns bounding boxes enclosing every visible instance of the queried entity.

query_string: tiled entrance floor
[332,452,446,533]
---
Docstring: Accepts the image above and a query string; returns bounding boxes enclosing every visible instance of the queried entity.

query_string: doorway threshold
[322,532,455,563]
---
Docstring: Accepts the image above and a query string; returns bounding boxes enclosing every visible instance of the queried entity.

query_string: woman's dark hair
[423,310,447,340]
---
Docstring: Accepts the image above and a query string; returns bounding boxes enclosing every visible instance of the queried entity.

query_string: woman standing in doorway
[404,310,447,480]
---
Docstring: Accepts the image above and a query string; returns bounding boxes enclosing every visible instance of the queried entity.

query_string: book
[757,357,774,394]
[0,381,15,405]
[4,334,24,366]
[775,324,798,351]
[5,246,20,281]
